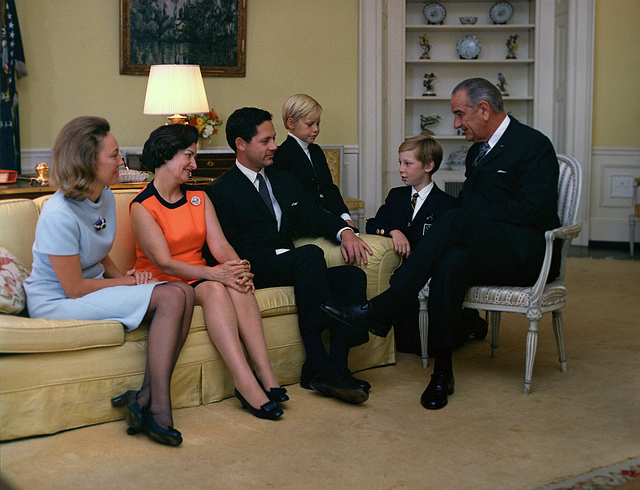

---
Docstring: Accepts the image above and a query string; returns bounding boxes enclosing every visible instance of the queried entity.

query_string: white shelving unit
[405,1,536,163]
[384,0,553,193]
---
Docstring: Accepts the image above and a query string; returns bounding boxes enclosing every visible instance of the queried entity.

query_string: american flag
[1,0,26,171]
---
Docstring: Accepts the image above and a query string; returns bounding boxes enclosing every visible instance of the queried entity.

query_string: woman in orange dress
[129,124,285,421]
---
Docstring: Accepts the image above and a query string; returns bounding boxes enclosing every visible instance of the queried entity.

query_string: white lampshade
[143,64,209,117]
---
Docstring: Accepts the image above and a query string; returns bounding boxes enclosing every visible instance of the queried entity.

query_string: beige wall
[15,1,640,152]
[16,0,359,149]
[593,0,640,148]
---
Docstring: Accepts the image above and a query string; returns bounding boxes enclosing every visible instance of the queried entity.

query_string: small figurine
[32,163,50,186]
[420,114,441,134]
[422,73,436,96]
[506,34,519,59]
[419,33,431,60]
[497,73,508,96]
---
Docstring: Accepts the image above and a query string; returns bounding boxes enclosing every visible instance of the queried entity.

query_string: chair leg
[552,310,567,372]
[524,319,539,395]
[418,296,429,368]
[490,311,501,357]
[630,218,636,257]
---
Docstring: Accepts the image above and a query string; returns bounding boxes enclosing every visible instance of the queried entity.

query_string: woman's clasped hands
[211,259,254,292]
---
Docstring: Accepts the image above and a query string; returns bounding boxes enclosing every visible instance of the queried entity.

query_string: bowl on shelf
[459,16,478,25]
[118,170,149,183]
[0,170,18,184]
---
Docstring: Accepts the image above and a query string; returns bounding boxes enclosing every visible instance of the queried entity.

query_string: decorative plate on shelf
[456,35,481,60]
[423,2,446,25]
[490,2,514,24]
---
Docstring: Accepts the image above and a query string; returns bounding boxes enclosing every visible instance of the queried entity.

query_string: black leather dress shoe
[309,370,369,405]
[321,302,392,338]
[339,368,371,392]
[234,389,283,420]
[111,390,144,432]
[420,372,455,410]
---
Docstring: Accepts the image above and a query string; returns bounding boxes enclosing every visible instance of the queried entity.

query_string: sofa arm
[293,234,401,299]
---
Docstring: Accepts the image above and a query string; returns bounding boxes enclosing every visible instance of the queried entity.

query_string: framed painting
[120,0,246,77]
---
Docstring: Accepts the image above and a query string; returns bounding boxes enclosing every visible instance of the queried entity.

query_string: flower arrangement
[185,110,223,139]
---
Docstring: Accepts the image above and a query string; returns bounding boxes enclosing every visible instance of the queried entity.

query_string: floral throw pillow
[0,246,30,314]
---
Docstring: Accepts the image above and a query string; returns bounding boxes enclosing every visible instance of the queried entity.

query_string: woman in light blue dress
[24,117,194,446]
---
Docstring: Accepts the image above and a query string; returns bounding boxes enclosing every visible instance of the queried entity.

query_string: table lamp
[143,64,209,124]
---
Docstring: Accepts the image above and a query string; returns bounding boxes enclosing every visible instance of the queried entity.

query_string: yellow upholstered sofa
[0,189,400,441]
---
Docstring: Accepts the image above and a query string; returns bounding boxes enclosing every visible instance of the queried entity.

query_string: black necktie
[256,173,275,218]
[472,142,491,167]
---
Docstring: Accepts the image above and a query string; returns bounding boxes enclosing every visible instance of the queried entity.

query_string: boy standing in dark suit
[273,94,357,229]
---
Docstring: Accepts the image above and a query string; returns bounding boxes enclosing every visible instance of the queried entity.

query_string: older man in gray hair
[323,77,561,410]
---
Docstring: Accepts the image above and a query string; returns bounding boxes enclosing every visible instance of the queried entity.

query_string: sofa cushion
[0,198,39,268]
[254,286,297,317]
[0,316,125,353]
[0,246,30,314]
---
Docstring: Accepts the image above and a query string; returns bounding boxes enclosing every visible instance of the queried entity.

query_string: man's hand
[340,229,373,267]
[390,230,411,257]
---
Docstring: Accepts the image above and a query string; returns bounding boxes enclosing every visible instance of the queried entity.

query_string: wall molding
[590,147,640,243]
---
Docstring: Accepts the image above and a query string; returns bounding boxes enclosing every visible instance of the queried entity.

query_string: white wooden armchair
[418,154,583,394]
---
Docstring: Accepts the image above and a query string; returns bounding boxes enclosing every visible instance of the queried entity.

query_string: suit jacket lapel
[474,117,520,169]
[412,186,441,223]
[230,165,277,222]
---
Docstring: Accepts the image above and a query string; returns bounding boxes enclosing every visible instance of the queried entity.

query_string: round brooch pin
[93,216,106,231]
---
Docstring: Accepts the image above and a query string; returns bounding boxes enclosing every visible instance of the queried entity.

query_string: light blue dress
[24,188,158,331]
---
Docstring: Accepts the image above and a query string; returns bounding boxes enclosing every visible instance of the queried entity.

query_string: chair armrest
[528,224,582,303]
[293,234,402,298]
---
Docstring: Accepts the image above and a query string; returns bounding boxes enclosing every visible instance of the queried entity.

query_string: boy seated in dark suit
[366,135,486,354]
[272,94,357,229]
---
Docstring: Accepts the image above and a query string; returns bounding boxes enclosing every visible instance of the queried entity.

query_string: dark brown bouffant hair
[141,124,199,172]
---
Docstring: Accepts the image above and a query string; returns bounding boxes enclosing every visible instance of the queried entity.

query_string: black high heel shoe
[142,409,183,446]
[111,390,144,432]
[254,372,289,403]
[234,389,283,420]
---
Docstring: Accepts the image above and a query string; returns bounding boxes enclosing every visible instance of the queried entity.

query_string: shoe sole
[310,383,369,405]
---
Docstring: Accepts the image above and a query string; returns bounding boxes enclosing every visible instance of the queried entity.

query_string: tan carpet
[1,257,639,490]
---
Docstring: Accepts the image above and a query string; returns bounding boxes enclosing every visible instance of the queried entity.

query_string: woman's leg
[136,283,194,412]
[226,287,280,391]
[138,283,191,429]
[194,281,269,408]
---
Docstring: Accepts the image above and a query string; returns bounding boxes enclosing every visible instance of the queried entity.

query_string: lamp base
[167,114,187,124]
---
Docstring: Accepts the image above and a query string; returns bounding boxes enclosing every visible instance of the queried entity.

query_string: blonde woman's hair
[398,134,443,174]
[282,94,322,129]
[50,116,111,200]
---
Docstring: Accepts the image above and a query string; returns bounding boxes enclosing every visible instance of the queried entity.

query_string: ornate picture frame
[120,0,246,77]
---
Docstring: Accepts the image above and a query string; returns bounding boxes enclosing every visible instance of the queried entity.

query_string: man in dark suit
[323,78,561,410]
[205,107,374,405]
